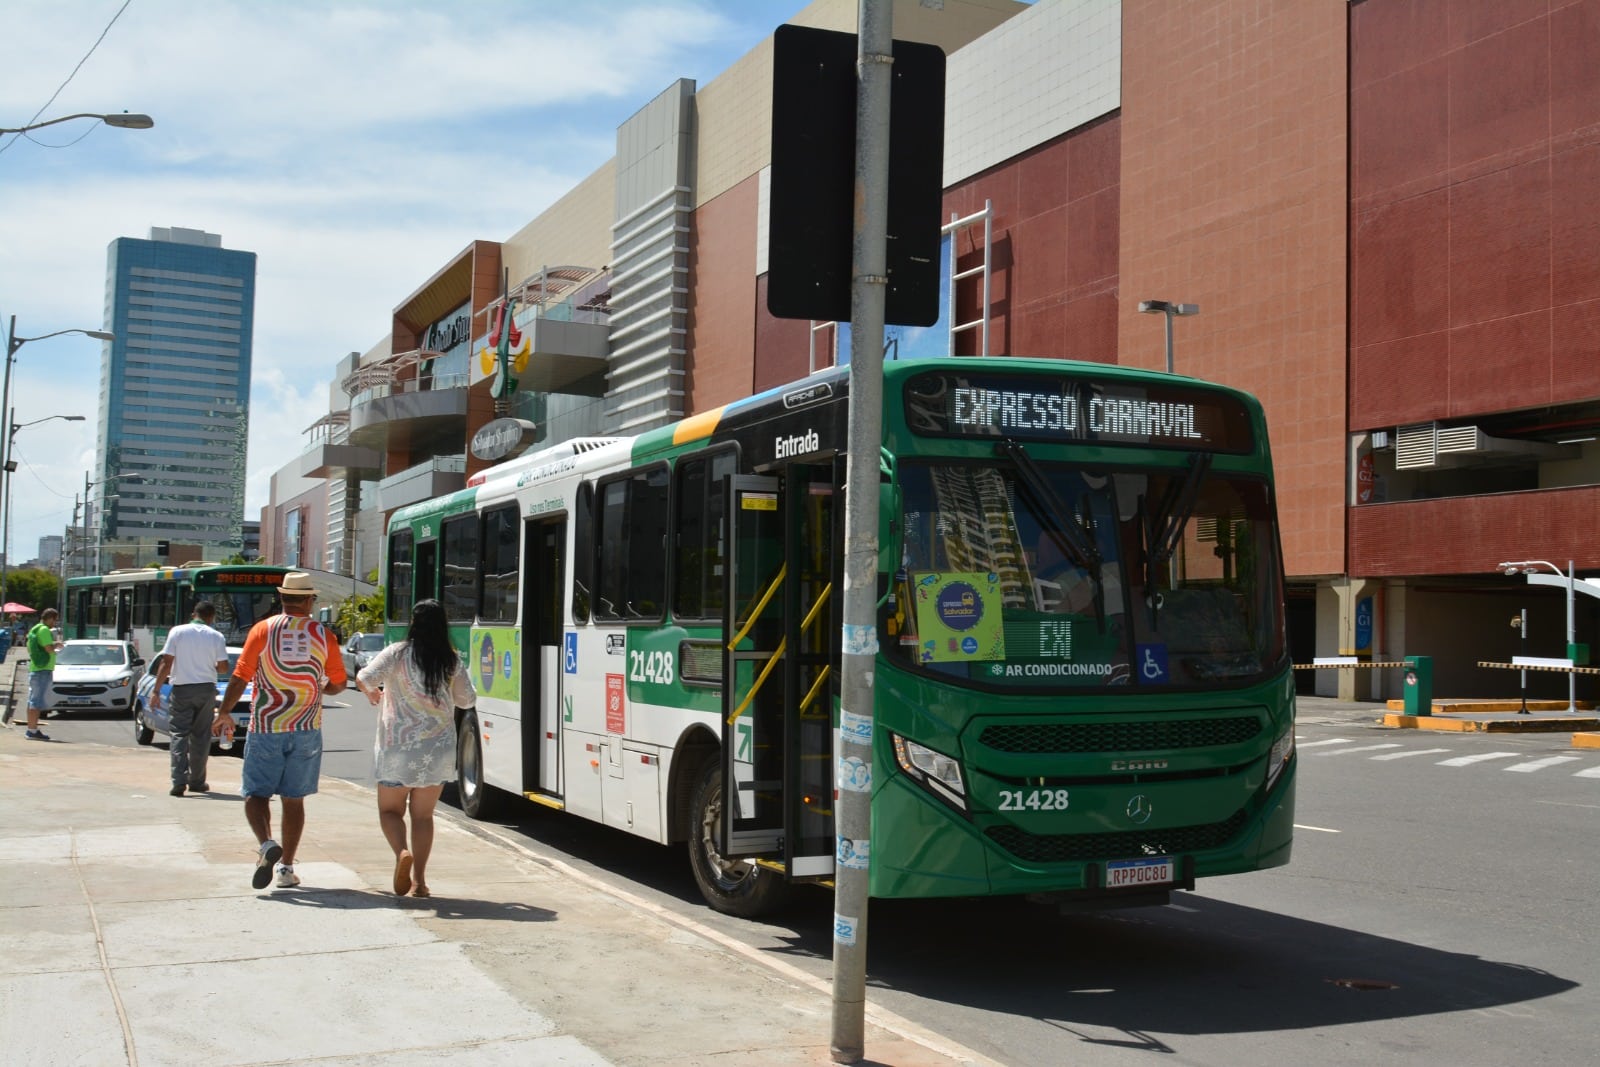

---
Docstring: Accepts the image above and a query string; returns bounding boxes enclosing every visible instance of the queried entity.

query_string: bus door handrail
[727,637,786,725]
[728,563,786,651]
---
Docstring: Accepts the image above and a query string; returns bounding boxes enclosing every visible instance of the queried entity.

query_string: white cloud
[1,0,801,561]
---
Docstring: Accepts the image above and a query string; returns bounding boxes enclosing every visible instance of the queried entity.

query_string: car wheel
[457,711,501,819]
[134,703,154,746]
[687,758,790,918]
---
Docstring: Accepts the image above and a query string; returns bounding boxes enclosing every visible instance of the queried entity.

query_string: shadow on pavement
[263,886,558,923]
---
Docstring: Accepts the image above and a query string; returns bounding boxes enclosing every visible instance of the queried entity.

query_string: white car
[344,631,386,675]
[46,640,147,714]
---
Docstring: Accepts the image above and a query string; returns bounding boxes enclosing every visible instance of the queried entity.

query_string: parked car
[47,640,145,714]
[344,631,386,675]
[133,647,254,753]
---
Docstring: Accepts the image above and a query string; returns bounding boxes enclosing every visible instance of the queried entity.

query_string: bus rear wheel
[457,712,501,820]
[687,758,789,918]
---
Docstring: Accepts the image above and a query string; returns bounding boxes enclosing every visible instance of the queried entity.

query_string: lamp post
[1,411,86,602]
[0,112,154,134]
[1137,299,1199,374]
[2,317,114,536]
[1498,559,1580,713]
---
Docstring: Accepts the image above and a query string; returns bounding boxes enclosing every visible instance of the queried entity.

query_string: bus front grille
[984,809,1249,864]
[979,717,1260,754]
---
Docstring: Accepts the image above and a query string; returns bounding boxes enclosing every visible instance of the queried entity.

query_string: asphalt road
[35,696,1598,1066]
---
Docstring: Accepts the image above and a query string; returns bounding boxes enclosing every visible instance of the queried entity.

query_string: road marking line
[1313,743,1402,756]
[1370,747,1452,760]
[1573,765,1600,779]
[1293,737,1352,748]
[1504,756,1582,773]
[1436,752,1520,767]
[1293,823,1341,833]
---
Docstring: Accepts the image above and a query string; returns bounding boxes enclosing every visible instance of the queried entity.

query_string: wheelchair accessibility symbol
[1137,644,1169,684]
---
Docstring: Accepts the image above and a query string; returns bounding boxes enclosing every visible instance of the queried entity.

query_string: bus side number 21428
[628,649,675,686]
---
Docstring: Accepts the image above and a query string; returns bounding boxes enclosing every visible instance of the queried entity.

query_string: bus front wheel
[687,759,789,918]
[457,712,501,820]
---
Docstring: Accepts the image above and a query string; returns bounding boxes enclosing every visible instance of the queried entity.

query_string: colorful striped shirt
[233,613,347,733]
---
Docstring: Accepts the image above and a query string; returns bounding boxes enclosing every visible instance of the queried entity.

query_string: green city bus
[383,357,1296,916]
[64,564,348,653]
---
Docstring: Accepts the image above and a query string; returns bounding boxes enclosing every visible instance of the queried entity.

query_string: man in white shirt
[150,601,230,797]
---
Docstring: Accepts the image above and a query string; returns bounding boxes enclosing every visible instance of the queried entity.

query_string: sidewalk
[1296,693,1599,741]
[0,729,998,1067]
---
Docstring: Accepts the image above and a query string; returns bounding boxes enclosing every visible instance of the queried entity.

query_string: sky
[0,0,810,566]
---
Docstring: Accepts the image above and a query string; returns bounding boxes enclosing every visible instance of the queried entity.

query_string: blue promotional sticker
[502,650,514,680]
[935,581,982,631]
[478,634,496,692]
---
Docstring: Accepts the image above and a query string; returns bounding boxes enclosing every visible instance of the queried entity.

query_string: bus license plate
[1106,858,1174,888]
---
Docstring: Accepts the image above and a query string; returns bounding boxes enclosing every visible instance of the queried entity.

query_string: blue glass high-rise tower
[98,227,256,564]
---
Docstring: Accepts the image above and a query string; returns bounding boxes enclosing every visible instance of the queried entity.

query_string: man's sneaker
[24,729,49,741]
[252,839,283,889]
[188,783,210,794]
[275,864,301,888]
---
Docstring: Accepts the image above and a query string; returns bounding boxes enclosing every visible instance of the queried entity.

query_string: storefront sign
[470,418,537,462]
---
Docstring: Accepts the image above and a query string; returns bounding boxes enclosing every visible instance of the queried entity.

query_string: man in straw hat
[214,571,347,889]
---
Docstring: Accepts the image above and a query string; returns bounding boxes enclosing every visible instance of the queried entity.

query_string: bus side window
[441,514,479,623]
[671,450,735,622]
[480,505,518,624]
[572,482,593,624]
[595,466,668,622]
[388,529,414,624]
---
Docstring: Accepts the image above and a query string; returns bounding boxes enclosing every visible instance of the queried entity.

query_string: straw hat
[277,572,318,599]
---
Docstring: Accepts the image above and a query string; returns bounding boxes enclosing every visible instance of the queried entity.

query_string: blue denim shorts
[27,671,51,709]
[241,729,323,799]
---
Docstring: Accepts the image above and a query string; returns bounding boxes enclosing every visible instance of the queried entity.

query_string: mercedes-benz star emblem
[1125,794,1153,824]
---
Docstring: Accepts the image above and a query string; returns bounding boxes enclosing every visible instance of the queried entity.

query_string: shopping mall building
[262,0,1599,702]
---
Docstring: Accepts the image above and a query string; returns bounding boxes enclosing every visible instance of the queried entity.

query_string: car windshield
[357,634,385,652]
[890,459,1285,691]
[58,644,128,667]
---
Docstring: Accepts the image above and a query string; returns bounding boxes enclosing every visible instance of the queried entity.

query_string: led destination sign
[905,372,1253,452]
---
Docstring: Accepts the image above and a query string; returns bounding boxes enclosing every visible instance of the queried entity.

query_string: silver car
[344,631,386,675]
[133,647,253,752]
[46,640,146,714]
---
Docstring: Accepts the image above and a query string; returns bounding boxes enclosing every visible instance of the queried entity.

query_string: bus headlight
[891,733,967,811]
[1265,727,1294,791]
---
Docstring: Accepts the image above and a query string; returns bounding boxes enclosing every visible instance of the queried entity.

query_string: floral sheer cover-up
[358,643,477,787]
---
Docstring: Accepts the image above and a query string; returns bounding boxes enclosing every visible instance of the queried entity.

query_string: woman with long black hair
[355,599,476,897]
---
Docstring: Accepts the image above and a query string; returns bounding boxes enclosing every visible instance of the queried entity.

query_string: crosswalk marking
[1436,752,1521,767]
[1314,743,1404,757]
[1294,737,1353,748]
[1370,747,1453,760]
[1574,765,1600,779]
[1504,756,1583,773]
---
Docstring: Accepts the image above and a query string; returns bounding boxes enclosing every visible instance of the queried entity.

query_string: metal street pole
[832,0,892,1062]
[1566,559,1576,713]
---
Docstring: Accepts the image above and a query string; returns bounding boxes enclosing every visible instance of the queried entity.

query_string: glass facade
[99,231,256,557]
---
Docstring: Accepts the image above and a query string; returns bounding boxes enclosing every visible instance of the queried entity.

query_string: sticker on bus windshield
[910,571,1006,663]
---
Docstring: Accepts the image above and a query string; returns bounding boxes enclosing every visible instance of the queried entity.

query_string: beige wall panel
[1118,0,1349,579]
[501,161,616,284]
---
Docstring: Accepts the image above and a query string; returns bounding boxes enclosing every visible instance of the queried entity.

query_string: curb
[1573,732,1600,750]
[1382,712,1600,733]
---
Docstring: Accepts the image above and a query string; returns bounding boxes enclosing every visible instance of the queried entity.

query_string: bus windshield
[892,459,1284,691]
[209,589,280,644]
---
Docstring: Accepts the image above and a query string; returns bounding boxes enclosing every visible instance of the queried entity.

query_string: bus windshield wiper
[1141,452,1212,627]
[994,439,1104,626]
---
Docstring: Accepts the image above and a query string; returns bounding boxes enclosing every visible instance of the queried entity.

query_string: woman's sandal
[410,883,430,898]
[393,850,413,896]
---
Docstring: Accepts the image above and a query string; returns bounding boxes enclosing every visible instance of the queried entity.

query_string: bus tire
[687,758,789,918]
[457,712,500,819]
[133,703,154,746]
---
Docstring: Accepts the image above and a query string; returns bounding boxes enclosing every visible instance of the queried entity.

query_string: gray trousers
[168,683,216,788]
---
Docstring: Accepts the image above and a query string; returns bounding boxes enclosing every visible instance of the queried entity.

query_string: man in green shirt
[24,608,63,741]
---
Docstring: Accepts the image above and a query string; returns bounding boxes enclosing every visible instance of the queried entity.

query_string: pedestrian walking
[148,600,230,796]
[23,608,63,740]
[213,572,346,889]
[354,599,475,898]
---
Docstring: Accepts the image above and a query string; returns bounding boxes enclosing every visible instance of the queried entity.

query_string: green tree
[335,588,385,638]
[4,568,59,614]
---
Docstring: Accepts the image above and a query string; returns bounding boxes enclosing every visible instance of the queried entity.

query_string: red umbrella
[1,603,36,614]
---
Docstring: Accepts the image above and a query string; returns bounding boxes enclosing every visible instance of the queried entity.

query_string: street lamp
[2,317,114,536]
[1498,559,1580,713]
[0,112,154,134]
[1137,299,1199,374]
[0,412,86,603]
